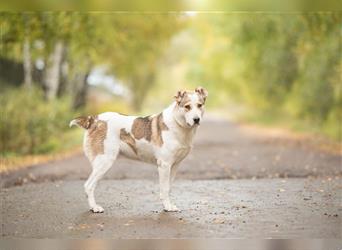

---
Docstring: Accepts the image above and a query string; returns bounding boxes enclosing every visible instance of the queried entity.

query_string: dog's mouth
[186,122,200,128]
[186,122,192,127]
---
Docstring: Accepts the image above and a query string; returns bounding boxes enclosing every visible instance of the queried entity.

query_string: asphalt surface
[1,116,341,238]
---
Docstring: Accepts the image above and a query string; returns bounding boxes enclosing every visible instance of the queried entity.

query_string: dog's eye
[197,104,203,108]
[184,105,191,110]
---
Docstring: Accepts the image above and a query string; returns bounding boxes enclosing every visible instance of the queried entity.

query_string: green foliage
[85,96,133,116]
[185,13,341,140]
[101,14,183,110]
[0,12,183,159]
[0,87,78,155]
[0,12,183,110]
[0,11,340,160]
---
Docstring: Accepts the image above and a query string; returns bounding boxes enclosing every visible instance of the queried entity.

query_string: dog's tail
[69,116,96,129]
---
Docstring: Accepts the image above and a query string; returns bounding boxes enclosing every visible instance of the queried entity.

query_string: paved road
[1,116,341,238]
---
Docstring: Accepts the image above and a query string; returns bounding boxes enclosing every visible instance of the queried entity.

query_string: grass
[0,86,133,173]
[0,87,82,172]
[239,110,339,141]
[0,129,83,173]
[233,108,341,155]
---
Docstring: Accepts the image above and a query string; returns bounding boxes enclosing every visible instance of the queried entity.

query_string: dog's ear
[174,90,186,104]
[195,86,208,101]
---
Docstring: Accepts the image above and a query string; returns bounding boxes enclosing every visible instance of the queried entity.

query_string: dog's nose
[193,117,200,124]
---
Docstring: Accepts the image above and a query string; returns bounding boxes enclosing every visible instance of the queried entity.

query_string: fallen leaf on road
[78,224,90,230]
[213,218,225,224]
[28,173,36,181]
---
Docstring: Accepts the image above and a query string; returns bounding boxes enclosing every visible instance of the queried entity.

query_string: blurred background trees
[0,12,182,155]
[157,12,340,139]
[0,12,340,157]
[0,12,181,107]
[185,13,341,139]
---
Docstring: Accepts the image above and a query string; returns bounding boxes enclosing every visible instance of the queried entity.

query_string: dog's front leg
[171,163,180,183]
[158,162,179,212]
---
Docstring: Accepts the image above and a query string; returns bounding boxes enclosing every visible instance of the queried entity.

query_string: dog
[69,87,208,212]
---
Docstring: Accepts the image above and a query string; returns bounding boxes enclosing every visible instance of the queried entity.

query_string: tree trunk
[43,41,64,101]
[72,71,90,110]
[57,50,69,97]
[131,73,154,112]
[23,37,32,88]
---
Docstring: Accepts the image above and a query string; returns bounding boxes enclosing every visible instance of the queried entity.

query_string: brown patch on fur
[151,113,169,146]
[74,115,97,129]
[175,91,191,107]
[196,96,205,107]
[87,119,108,160]
[120,128,138,155]
[132,113,168,147]
[174,90,186,104]
[132,116,152,141]
[195,86,208,103]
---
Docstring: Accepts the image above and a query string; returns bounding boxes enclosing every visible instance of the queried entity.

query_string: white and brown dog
[70,87,208,212]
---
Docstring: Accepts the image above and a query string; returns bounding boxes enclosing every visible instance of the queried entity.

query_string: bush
[189,13,341,141]
[0,87,77,155]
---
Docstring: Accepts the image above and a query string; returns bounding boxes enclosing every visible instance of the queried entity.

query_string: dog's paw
[90,205,104,213]
[163,204,180,212]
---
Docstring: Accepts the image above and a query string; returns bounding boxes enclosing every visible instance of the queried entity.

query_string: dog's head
[173,86,208,128]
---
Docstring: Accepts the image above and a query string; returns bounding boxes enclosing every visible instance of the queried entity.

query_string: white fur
[81,92,206,213]
[69,119,78,128]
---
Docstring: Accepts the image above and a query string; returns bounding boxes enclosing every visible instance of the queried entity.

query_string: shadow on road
[71,209,197,238]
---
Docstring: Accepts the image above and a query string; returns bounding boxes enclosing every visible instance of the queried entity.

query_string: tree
[0,12,183,110]
[96,13,183,110]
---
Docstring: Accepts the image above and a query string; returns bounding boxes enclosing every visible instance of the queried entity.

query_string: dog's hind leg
[84,152,118,213]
